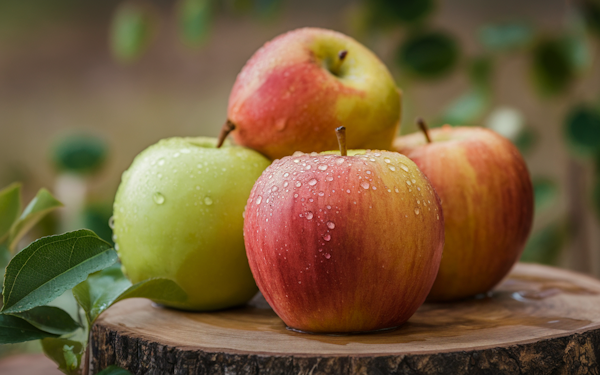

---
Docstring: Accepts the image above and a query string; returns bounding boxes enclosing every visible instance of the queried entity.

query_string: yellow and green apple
[394,124,534,301]
[112,137,271,311]
[227,27,401,160]
[243,129,444,333]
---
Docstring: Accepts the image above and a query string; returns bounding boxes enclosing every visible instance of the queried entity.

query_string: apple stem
[336,126,347,156]
[338,50,348,61]
[217,120,236,148]
[417,117,432,144]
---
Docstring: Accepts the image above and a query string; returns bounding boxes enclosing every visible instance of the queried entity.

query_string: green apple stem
[336,126,347,156]
[217,120,236,148]
[417,118,432,144]
[330,50,348,76]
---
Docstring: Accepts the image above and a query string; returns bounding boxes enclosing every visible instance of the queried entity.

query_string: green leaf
[52,134,108,175]
[441,88,490,125]
[397,30,459,79]
[41,337,84,375]
[531,37,575,97]
[513,126,538,155]
[2,229,117,314]
[178,0,212,47]
[0,313,59,344]
[7,188,63,253]
[564,105,600,157]
[97,365,133,375]
[0,183,21,243]
[532,177,559,214]
[479,22,533,51]
[73,264,187,325]
[110,2,157,63]
[10,306,80,335]
[521,221,567,265]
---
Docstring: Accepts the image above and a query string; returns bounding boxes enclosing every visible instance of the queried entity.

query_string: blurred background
[1,0,600,367]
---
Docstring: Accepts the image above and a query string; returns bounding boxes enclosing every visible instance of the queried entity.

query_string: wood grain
[90,263,600,374]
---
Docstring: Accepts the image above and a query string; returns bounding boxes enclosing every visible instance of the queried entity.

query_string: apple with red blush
[243,128,444,333]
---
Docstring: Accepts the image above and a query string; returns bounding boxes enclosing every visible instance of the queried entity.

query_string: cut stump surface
[90,263,600,374]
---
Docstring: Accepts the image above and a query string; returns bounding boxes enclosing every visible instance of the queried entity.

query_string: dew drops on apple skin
[327,221,335,229]
[308,178,317,186]
[204,197,213,206]
[415,208,420,215]
[360,181,370,189]
[153,192,165,205]
[255,196,262,205]
[324,253,331,259]
[318,165,328,171]
[323,234,331,241]
[400,163,409,172]
[305,212,314,219]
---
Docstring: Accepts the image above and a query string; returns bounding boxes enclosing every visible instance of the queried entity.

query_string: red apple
[227,27,401,160]
[243,130,444,333]
[394,124,534,301]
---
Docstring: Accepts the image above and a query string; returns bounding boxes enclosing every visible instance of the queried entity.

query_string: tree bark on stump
[90,264,600,374]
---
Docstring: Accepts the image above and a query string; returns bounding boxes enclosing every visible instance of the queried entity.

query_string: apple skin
[227,27,401,160]
[243,150,444,333]
[113,137,271,311]
[393,126,534,301]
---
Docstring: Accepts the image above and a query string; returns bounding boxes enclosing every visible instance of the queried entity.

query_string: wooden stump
[90,264,600,374]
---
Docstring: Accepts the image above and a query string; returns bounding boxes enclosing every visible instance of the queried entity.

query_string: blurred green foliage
[178,0,213,47]
[564,105,600,157]
[52,134,108,175]
[531,37,575,96]
[110,2,157,63]
[367,0,435,27]
[479,22,533,52]
[520,221,567,265]
[397,31,459,79]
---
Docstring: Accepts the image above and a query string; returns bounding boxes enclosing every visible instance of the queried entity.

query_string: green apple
[113,137,271,311]
[227,27,402,160]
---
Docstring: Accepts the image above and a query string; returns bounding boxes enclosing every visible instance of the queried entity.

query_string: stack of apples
[112,28,534,333]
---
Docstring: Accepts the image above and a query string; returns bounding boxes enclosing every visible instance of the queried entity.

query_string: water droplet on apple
[305,212,314,219]
[255,196,262,205]
[415,208,420,215]
[173,152,180,158]
[318,248,323,252]
[158,159,165,166]
[372,186,377,190]
[324,253,331,259]
[204,197,213,205]
[326,205,331,209]
[366,170,371,174]
[406,180,412,186]
[346,189,351,193]
[153,192,165,205]
[374,153,381,156]
[294,194,298,198]
[272,186,278,192]
[369,158,376,162]
[389,166,396,171]
[437,214,440,220]
[360,181,370,189]
[108,216,115,229]
[294,159,300,163]
[318,191,325,196]
[283,181,289,188]
[112,234,117,242]
[115,243,120,251]
[296,181,302,187]
[412,179,416,183]
[400,164,409,172]
[417,200,420,205]
[318,165,328,171]
[384,158,391,163]
[308,178,317,186]
[395,187,399,193]
[284,172,290,177]
[335,158,344,165]
[326,175,334,182]
[327,221,335,229]
[323,234,331,241]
